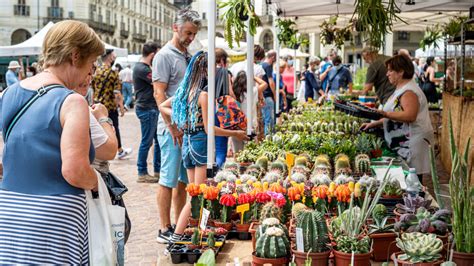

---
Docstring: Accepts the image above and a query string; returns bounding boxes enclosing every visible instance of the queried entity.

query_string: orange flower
[269,183,286,194]
[312,185,329,200]
[287,187,301,201]
[334,184,352,203]
[203,186,219,200]
[186,183,201,197]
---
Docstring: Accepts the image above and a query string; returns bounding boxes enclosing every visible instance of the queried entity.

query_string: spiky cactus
[256,156,269,170]
[255,227,290,259]
[335,154,352,174]
[296,210,330,253]
[294,156,308,167]
[206,231,216,248]
[256,217,289,240]
[355,154,371,174]
[191,227,200,245]
[270,161,287,176]
[291,202,308,218]
[396,233,443,263]
[260,202,281,222]
[314,154,331,168]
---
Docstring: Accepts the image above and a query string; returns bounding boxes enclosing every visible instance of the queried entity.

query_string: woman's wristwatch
[98,117,113,127]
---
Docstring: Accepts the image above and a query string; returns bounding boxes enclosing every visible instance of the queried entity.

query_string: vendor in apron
[361,54,434,184]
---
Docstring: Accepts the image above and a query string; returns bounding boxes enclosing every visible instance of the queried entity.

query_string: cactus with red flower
[219,193,236,223]
[238,193,255,223]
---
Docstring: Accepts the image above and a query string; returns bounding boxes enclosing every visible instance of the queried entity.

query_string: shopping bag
[297,80,306,103]
[86,170,126,266]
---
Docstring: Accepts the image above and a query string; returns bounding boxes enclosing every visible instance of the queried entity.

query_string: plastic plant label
[296,227,304,252]
[200,208,210,231]
[286,153,295,167]
[236,203,250,224]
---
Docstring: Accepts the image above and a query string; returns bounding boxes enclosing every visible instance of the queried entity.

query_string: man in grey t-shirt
[152,8,200,244]
[358,47,396,104]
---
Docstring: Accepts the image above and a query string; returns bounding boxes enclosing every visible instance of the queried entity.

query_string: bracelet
[98,117,113,127]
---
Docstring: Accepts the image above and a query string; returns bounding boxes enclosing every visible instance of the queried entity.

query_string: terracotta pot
[249,222,260,252]
[207,219,215,227]
[333,249,372,266]
[235,223,251,232]
[452,250,474,266]
[369,232,400,261]
[188,217,199,227]
[252,251,288,266]
[370,149,383,158]
[292,248,331,266]
[391,251,444,265]
[382,194,403,199]
[214,221,233,231]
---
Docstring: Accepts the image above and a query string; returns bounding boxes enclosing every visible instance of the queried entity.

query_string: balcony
[14,5,30,16]
[43,7,63,24]
[87,20,116,34]
[132,33,147,42]
[120,30,129,38]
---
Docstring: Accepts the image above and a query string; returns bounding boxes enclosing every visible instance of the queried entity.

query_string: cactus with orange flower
[269,183,286,194]
[287,187,302,202]
[204,186,220,220]
[312,185,329,213]
[187,183,203,220]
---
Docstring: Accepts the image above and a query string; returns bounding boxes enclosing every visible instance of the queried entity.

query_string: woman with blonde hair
[0,20,104,264]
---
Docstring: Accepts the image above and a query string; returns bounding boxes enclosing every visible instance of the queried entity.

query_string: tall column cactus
[256,227,290,258]
[296,209,330,253]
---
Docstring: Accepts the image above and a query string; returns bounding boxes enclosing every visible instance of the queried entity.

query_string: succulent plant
[260,201,281,223]
[291,165,310,177]
[396,232,443,263]
[256,156,269,170]
[289,172,307,183]
[255,227,290,258]
[396,194,433,214]
[223,161,239,175]
[191,227,200,245]
[296,209,330,253]
[334,154,352,175]
[240,174,257,184]
[357,174,378,189]
[256,217,289,240]
[335,235,370,254]
[310,173,332,186]
[246,164,263,179]
[372,204,387,222]
[294,156,309,167]
[383,179,403,197]
[333,174,354,185]
[262,172,282,183]
[354,154,371,174]
[314,154,331,168]
[270,161,287,176]
[291,202,308,218]
[394,207,451,235]
[372,138,384,150]
[206,231,216,248]
[214,170,237,183]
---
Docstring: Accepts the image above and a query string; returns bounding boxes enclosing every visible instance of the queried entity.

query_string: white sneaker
[117,148,133,159]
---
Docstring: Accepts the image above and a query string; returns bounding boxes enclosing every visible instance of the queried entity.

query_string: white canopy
[200,37,247,52]
[279,47,310,58]
[0,22,128,57]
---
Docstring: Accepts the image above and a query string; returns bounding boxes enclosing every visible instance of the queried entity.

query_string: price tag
[296,227,304,252]
[236,203,250,224]
[200,208,210,231]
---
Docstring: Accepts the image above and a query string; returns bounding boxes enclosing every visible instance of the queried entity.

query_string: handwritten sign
[199,208,210,231]
[296,227,304,252]
[236,203,250,224]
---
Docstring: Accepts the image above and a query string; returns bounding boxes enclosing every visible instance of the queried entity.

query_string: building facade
[0,0,180,54]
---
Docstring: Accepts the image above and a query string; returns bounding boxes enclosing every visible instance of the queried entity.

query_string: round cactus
[256,217,289,240]
[314,154,331,168]
[290,172,307,183]
[206,231,216,248]
[296,210,330,253]
[355,154,371,174]
[294,156,308,167]
[291,202,308,218]
[260,201,281,223]
[372,204,387,222]
[262,172,282,183]
[214,170,237,183]
[256,227,290,258]
[256,156,269,170]
[335,154,352,175]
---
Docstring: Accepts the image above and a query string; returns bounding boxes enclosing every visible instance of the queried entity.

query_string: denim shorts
[182,131,208,169]
[157,130,188,188]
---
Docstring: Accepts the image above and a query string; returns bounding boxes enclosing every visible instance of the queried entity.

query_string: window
[398,31,410,41]
[202,12,206,20]
[98,7,103,23]
[14,0,30,16]
[106,10,111,25]
[51,0,59,7]
[18,0,25,4]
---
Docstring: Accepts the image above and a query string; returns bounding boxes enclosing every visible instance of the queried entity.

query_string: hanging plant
[352,0,405,48]
[443,16,473,40]
[219,0,261,49]
[419,24,442,51]
[319,16,353,49]
[276,18,310,49]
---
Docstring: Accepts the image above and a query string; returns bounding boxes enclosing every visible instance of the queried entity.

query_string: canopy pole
[207,0,216,171]
[246,2,255,137]
[293,44,297,100]
[274,13,280,115]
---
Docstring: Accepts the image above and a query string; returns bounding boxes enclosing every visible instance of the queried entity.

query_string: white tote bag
[297,79,306,103]
[86,170,126,266]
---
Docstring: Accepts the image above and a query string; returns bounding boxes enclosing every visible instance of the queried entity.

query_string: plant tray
[168,235,226,264]
[334,100,383,120]
[226,229,252,240]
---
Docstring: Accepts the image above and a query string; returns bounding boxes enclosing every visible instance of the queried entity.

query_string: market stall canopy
[272,0,473,17]
[279,47,310,58]
[200,37,247,52]
[0,22,128,57]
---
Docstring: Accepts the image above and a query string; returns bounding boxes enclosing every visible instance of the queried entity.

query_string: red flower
[255,192,271,203]
[238,193,255,205]
[275,197,286,208]
[219,194,236,207]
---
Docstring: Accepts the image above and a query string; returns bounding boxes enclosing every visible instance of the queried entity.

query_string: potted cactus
[205,231,216,251]
[368,204,400,261]
[214,193,236,231]
[392,232,444,265]
[354,154,371,175]
[188,227,202,250]
[370,138,384,158]
[291,210,331,266]
[382,179,403,199]
[186,183,203,226]
[252,226,290,266]
[250,202,283,251]
[235,193,255,233]
[334,154,352,175]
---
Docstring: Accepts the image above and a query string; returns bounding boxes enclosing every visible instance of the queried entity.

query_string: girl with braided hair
[159,51,248,243]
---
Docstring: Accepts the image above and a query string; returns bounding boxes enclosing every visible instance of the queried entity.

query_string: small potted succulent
[186,183,203,226]
[394,194,433,218]
[382,179,403,199]
[370,138,384,158]
[368,204,399,261]
[205,231,216,251]
[392,232,444,265]
[252,226,290,265]
[394,207,451,242]
[214,193,236,231]
[188,228,202,250]
[291,209,331,266]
